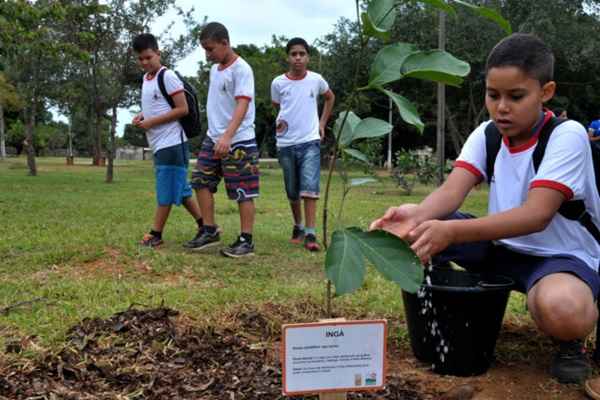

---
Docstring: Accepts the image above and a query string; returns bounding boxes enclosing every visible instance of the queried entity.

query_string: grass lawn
[0,156,527,349]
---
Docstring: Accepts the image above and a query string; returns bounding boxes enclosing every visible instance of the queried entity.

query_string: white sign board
[282,320,387,396]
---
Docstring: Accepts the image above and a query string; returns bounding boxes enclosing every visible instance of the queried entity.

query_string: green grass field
[0,157,525,349]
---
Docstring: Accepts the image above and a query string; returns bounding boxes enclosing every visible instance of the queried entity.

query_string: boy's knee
[530,284,597,338]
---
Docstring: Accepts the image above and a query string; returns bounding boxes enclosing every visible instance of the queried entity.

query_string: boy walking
[186,22,259,258]
[271,38,335,251]
[132,33,203,248]
[372,34,600,384]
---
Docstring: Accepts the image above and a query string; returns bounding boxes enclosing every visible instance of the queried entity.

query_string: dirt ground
[0,305,594,399]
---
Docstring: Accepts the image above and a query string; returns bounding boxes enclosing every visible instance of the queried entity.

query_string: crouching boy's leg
[221,139,260,258]
[526,264,599,384]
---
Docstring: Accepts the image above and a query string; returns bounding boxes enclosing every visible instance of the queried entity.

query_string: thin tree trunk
[0,103,6,160]
[94,111,102,166]
[445,105,465,156]
[106,106,117,183]
[24,103,37,176]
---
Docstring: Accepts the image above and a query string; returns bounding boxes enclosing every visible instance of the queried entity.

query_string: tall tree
[0,73,23,159]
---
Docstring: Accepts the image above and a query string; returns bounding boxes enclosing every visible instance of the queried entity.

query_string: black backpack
[485,116,600,245]
[157,68,202,138]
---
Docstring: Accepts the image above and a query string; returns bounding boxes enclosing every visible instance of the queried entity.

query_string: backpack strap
[484,122,503,185]
[531,117,600,245]
[157,68,176,109]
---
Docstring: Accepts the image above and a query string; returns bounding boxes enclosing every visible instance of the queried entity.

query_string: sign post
[281,320,387,397]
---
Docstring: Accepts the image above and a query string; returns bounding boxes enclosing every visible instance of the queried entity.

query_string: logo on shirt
[153,91,159,101]
[310,90,315,98]
[221,83,227,93]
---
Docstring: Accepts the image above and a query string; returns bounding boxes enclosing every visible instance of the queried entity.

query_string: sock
[196,217,204,229]
[240,232,253,243]
[150,229,162,239]
[295,224,305,231]
[305,227,316,237]
[204,225,217,234]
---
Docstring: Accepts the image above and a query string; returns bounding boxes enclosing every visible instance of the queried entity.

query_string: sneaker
[140,233,163,248]
[183,228,220,251]
[221,236,255,258]
[550,340,591,384]
[290,226,305,244]
[304,234,321,252]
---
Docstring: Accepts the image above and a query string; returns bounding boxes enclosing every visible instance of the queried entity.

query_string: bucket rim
[421,269,515,293]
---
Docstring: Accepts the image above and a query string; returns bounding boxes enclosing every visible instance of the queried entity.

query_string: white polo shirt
[141,66,187,153]
[455,114,600,272]
[271,71,330,148]
[206,56,255,144]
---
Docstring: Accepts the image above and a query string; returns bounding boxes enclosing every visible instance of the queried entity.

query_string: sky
[112,0,357,136]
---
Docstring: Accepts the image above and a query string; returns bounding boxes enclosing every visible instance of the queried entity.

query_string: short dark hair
[132,33,159,53]
[286,38,310,54]
[200,22,229,42]
[486,33,554,85]
[553,107,565,116]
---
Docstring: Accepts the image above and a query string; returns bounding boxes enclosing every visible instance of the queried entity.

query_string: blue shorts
[277,140,321,201]
[432,212,600,298]
[153,142,193,207]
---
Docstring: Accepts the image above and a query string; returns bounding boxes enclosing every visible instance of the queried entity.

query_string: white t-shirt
[141,66,187,153]
[455,114,600,272]
[206,56,255,144]
[271,71,330,148]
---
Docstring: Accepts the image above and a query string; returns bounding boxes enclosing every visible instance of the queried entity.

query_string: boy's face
[136,48,161,74]
[287,44,309,72]
[485,66,555,140]
[201,38,229,64]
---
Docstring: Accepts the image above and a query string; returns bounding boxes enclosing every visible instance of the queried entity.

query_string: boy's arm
[214,98,250,156]
[588,128,600,141]
[319,90,335,140]
[371,167,479,238]
[409,187,564,262]
[135,92,188,130]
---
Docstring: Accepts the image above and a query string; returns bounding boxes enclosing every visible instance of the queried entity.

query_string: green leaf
[401,50,471,87]
[350,177,377,187]
[419,0,456,15]
[361,13,391,42]
[352,117,392,141]
[343,148,370,164]
[362,0,397,41]
[349,228,423,293]
[453,0,512,34]
[369,43,417,87]
[379,89,424,133]
[334,111,361,147]
[325,229,366,295]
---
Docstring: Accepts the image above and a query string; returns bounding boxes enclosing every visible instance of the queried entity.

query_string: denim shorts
[277,140,321,201]
[432,212,600,298]
[153,142,192,206]
[190,137,260,203]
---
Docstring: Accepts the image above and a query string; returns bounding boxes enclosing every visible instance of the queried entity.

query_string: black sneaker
[221,236,255,258]
[304,233,321,252]
[140,233,163,248]
[550,340,591,384]
[290,226,305,244]
[183,228,220,251]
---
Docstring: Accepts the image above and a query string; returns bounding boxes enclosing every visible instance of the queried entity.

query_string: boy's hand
[135,118,154,130]
[319,122,326,141]
[132,113,143,125]
[369,204,421,240]
[214,136,232,157]
[408,220,455,264]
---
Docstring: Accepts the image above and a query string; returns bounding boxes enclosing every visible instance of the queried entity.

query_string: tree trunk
[106,106,117,183]
[445,105,465,157]
[24,103,37,176]
[93,111,103,166]
[0,103,6,160]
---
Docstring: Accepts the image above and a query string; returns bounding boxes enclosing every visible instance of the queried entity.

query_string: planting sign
[281,320,387,396]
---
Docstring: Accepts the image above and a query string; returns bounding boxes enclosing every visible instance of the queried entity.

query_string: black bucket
[402,267,514,376]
